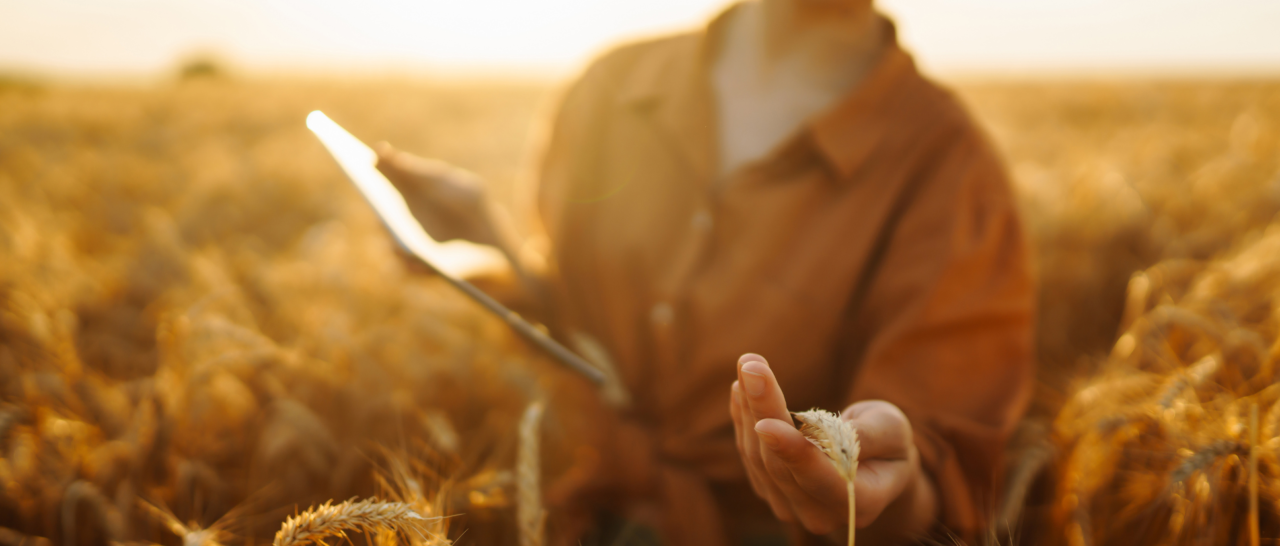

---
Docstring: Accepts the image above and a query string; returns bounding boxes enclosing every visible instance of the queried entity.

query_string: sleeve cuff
[914,423,983,539]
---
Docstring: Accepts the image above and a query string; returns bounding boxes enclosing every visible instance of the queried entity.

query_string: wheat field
[0,75,1277,545]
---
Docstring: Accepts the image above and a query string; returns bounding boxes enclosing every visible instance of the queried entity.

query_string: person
[375,0,1034,543]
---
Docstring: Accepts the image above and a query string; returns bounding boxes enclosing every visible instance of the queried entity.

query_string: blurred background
[3,0,1280,78]
[2,1,1280,545]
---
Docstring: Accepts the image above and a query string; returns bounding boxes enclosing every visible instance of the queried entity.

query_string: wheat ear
[273,498,429,546]
[517,401,546,546]
[1156,353,1220,409]
[793,409,860,546]
[1168,440,1242,486]
[138,499,225,546]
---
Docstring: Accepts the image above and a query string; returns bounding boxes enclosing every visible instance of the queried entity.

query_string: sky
[2,0,1279,79]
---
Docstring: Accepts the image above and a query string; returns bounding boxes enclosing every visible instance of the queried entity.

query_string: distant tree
[177,54,231,81]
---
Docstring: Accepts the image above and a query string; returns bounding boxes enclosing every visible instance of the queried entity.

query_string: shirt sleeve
[523,45,630,333]
[492,48,609,329]
[841,127,1035,539]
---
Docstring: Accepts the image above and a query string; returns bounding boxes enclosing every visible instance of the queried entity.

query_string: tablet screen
[307,110,508,279]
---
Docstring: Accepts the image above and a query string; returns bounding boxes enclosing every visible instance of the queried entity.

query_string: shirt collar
[808,22,921,180]
[617,4,923,184]
[614,5,736,182]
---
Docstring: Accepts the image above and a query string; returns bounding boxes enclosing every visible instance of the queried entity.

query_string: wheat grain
[371,448,454,545]
[1119,272,1151,332]
[273,499,431,546]
[792,409,859,546]
[1168,440,1242,486]
[1155,353,1221,409]
[420,410,460,455]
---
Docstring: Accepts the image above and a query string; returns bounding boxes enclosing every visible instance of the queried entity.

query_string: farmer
[376,0,1033,544]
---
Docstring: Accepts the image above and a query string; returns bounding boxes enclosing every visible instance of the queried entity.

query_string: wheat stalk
[517,401,546,546]
[793,409,860,546]
[61,480,124,544]
[1249,403,1260,546]
[273,499,430,546]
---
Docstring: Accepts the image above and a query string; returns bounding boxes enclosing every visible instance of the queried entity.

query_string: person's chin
[787,0,874,19]
[793,0,871,7]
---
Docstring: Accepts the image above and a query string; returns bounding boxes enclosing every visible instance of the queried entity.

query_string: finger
[373,146,447,196]
[841,400,913,461]
[736,383,795,520]
[735,355,800,521]
[375,144,415,191]
[755,418,846,534]
[730,381,743,446]
[735,356,771,490]
[738,357,806,515]
[374,141,405,178]
[730,382,768,498]
[755,418,849,503]
[841,401,916,525]
[743,411,796,521]
[738,358,790,423]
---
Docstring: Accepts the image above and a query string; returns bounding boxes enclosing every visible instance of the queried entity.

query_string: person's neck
[755,0,884,91]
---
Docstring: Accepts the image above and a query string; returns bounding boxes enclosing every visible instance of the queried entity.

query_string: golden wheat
[273,499,433,546]
[793,409,859,546]
[1,76,1277,546]
[138,500,227,546]
[1046,225,1280,545]
[516,401,546,546]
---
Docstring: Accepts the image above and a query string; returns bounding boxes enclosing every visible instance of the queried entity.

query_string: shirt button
[691,209,713,232]
[650,301,674,326]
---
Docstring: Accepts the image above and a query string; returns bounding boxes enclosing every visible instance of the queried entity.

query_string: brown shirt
[533,8,1034,545]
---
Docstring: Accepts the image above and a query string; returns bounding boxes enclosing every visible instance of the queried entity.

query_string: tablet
[306,110,508,279]
[307,111,605,386]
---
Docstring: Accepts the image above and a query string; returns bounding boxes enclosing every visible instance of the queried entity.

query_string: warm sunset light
[2,0,1279,77]
[4,2,1280,546]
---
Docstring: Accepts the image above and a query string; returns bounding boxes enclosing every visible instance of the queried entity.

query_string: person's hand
[374,142,500,247]
[729,353,937,539]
